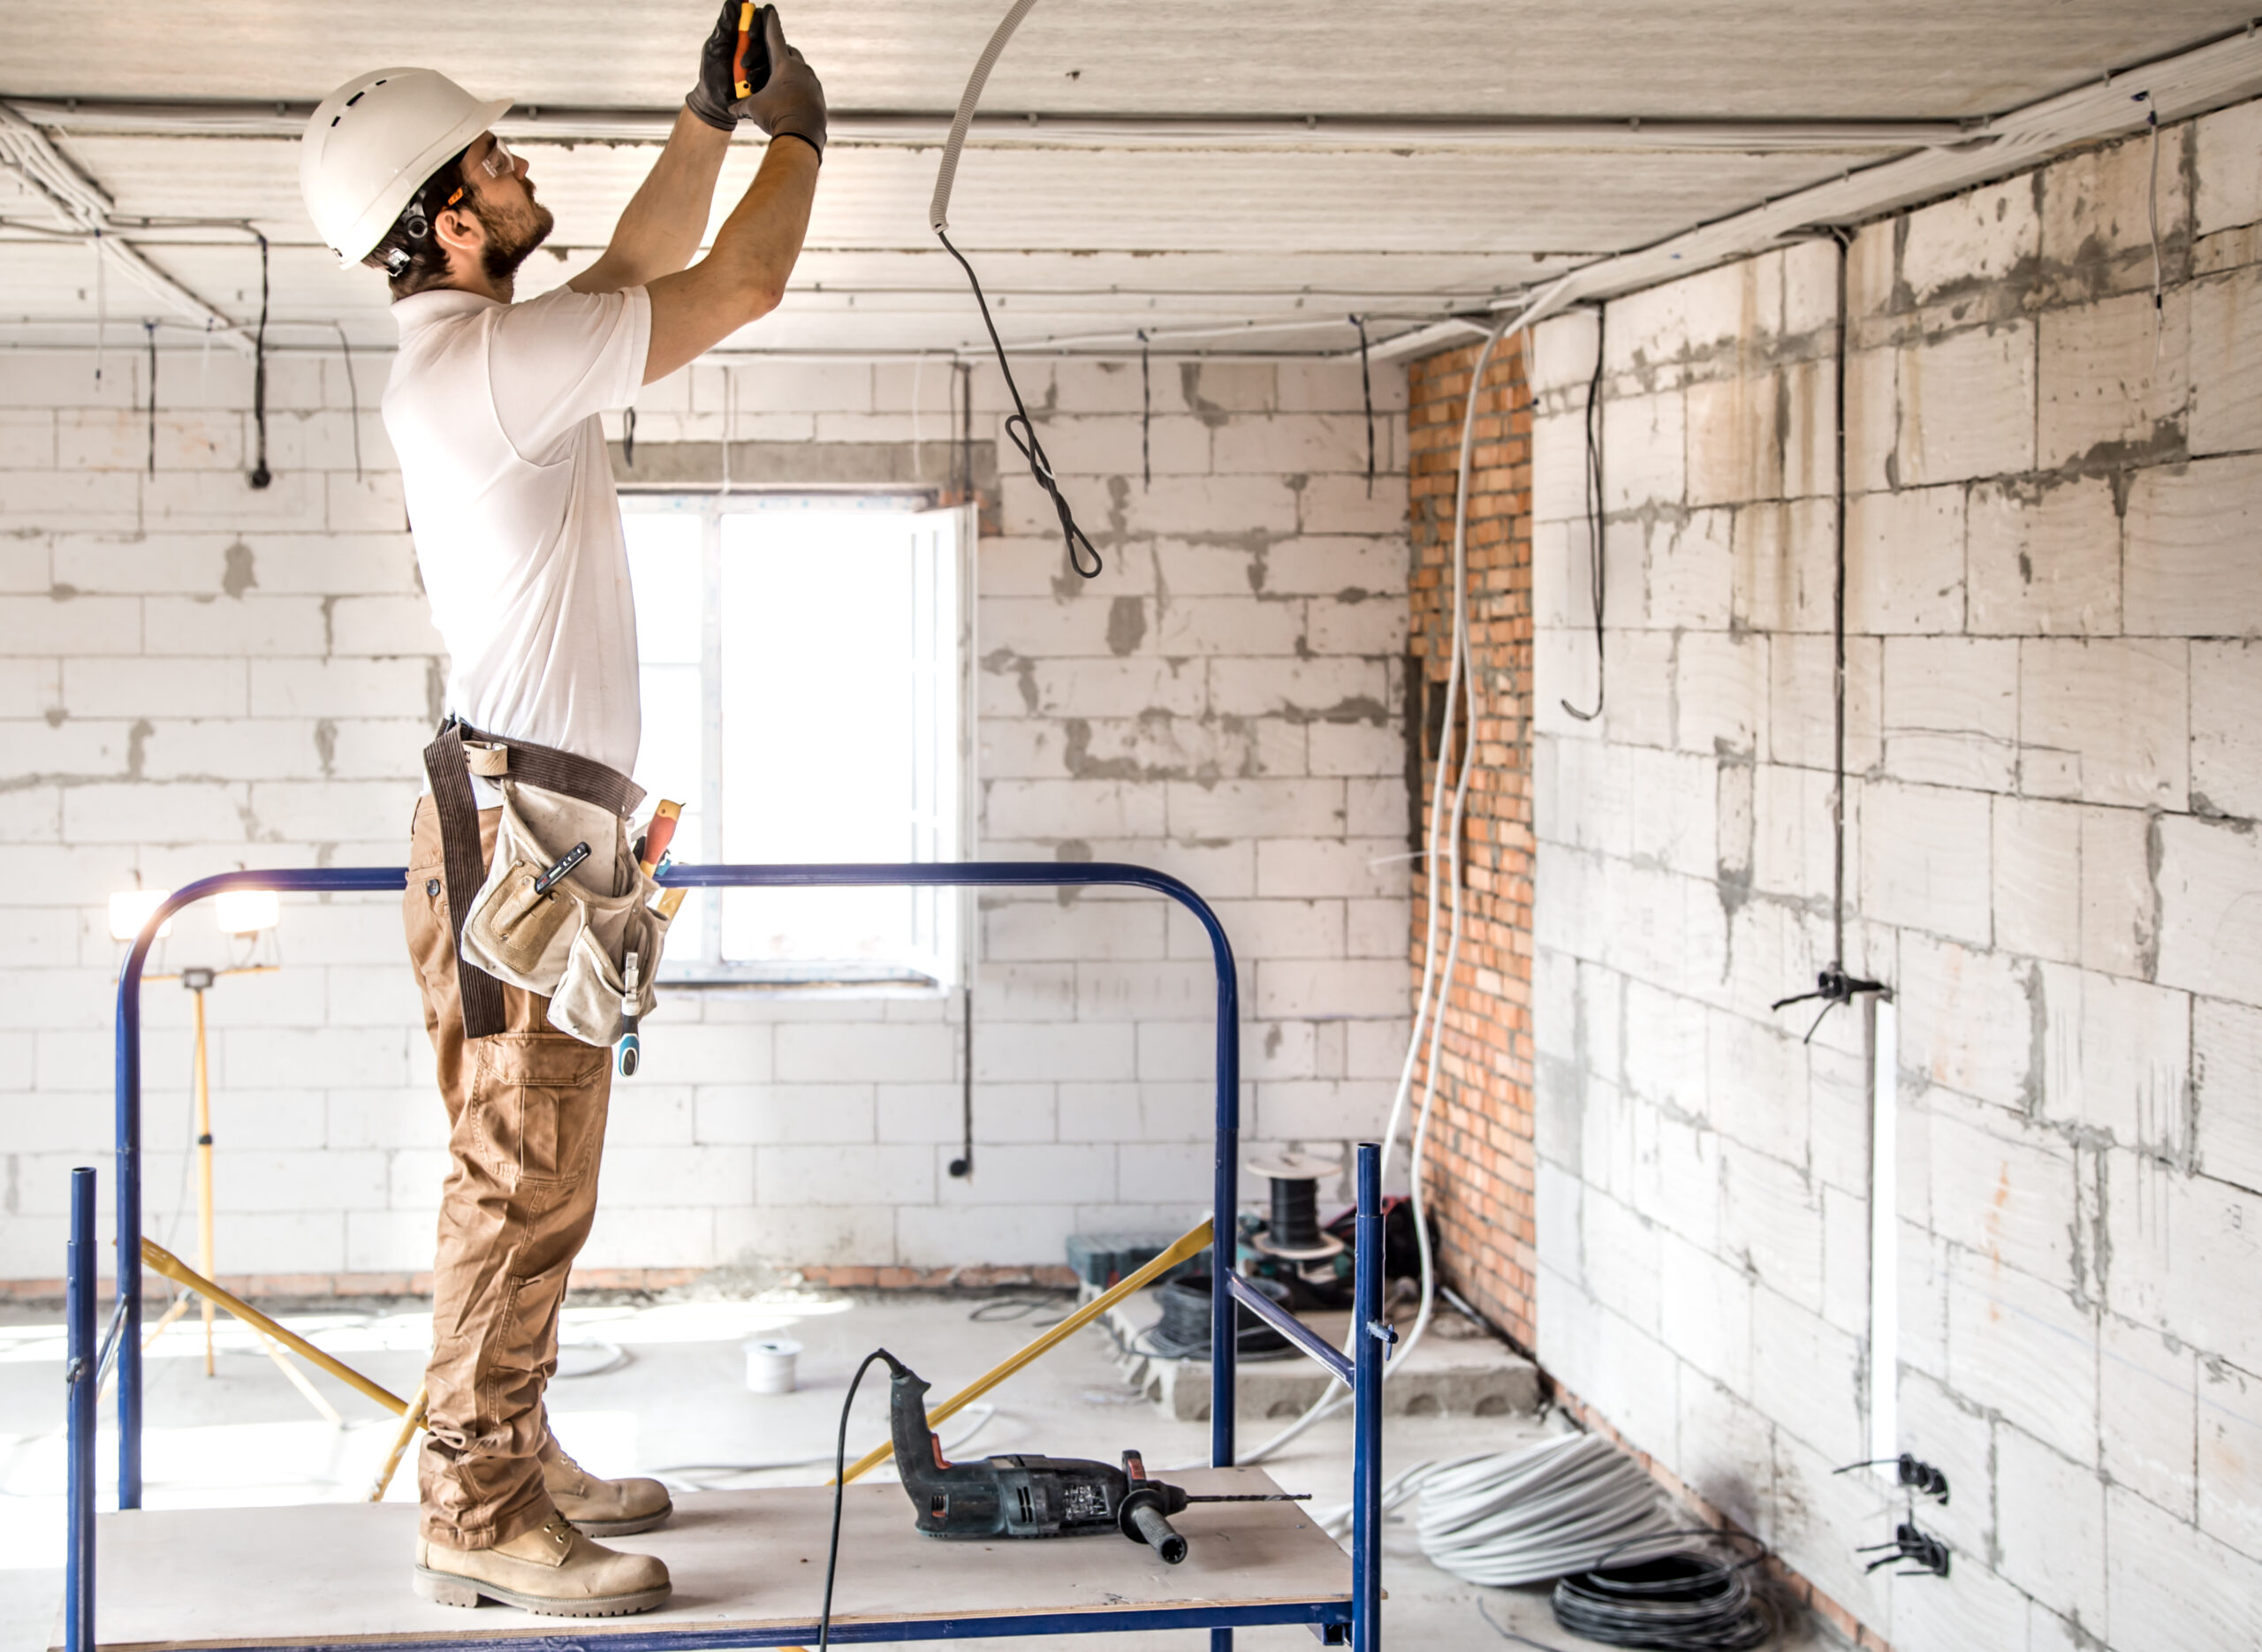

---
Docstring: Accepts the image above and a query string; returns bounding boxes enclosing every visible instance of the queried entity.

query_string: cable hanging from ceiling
[929,0,1100,579]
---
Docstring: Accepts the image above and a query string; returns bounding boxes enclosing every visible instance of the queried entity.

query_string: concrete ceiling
[2,2,2255,357]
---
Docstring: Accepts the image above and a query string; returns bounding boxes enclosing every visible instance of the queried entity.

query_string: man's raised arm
[641,8,825,380]
[571,1,774,295]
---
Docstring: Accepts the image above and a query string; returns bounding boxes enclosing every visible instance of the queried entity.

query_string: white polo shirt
[384,284,651,788]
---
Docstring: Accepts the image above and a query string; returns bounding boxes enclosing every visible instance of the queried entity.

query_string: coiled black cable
[1138,1275,1293,1361]
[1548,1530,1772,1650]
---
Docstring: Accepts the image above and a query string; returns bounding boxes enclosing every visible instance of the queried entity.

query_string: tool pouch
[459,779,671,1047]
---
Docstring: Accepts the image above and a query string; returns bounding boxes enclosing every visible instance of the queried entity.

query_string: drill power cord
[930,0,1100,579]
[817,1348,908,1650]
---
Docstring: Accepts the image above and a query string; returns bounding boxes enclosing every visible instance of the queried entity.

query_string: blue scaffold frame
[71,861,1388,1652]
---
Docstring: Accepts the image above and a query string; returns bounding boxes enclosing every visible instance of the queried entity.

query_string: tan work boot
[414,1513,671,1616]
[543,1445,674,1536]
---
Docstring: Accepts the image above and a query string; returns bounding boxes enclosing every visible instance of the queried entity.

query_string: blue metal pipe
[65,1165,95,1652]
[110,868,404,1507]
[1224,1274,1355,1387]
[1350,1142,1385,1652]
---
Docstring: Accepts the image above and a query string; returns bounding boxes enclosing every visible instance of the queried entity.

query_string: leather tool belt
[421,717,646,1041]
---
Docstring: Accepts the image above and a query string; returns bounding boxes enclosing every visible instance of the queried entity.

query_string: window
[620,496,973,987]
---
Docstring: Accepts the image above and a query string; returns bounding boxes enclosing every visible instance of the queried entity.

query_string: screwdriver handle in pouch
[616,951,642,1077]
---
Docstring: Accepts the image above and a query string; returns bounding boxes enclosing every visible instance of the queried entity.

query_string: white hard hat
[300,68,511,266]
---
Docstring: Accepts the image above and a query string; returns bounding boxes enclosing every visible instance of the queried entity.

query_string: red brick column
[1405,339,1536,1347]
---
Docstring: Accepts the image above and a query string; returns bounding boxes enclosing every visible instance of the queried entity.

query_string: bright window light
[109,889,173,942]
[621,496,968,986]
[215,890,280,935]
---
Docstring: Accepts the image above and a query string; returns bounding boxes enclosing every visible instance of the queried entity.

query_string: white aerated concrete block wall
[0,349,1408,1283]
[1531,106,2262,1651]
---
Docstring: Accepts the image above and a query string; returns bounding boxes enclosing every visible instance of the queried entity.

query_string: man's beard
[476,196,555,285]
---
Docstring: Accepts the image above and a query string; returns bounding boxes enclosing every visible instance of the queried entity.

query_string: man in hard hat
[298,4,823,1618]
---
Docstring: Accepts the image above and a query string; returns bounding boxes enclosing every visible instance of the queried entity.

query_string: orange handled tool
[638,799,682,878]
[732,2,761,99]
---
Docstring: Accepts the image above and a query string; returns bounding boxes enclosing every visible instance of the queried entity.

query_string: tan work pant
[404,795,619,1549]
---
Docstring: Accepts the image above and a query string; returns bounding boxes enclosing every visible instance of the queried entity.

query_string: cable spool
[1145,1273,1292,1361]
[1247,1153,1345,1262]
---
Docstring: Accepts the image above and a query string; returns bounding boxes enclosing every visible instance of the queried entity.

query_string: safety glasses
[474,136,519,179]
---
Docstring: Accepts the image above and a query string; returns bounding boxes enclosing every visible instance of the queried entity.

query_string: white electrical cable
[930,0,1043,234]
[1233,281,1576,1470]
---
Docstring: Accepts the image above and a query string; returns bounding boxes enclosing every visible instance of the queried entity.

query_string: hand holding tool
[731,7,827,157]
[687,0,766,131]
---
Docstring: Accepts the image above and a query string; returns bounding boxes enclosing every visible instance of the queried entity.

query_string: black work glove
[686,0,763,133]
[732,7,826,159]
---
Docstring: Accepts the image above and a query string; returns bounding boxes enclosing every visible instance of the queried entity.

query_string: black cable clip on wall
[1857,1522,1951,1580]
[1833,1453,1948,1505]
[1771,966,1888,1045]
[1837,1454,1950,1580]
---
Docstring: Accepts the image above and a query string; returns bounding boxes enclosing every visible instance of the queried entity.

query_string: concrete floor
[0,1288,1825,1651]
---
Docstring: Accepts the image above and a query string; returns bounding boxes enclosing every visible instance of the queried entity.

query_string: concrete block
[1303,594,1406,658]
[1897,322,2038,487]
[247,658,430,718]
[0,592,141,655]
[2042,125,2192,289]
[1075,960,1219,1021]
[985,898,1167,962]
[2020,639,2189,807]
[1659,1232,1751,1393]
[975,1020,1134,1083]
[1730,499,1836,634]
[983,777,1165,839]
[2101,1312,2197,1520]
[1150,595,1306,657]
[2075,805,2154,981]
[1600,390,1685,512]
[1991,795,2082,965]
[1252,959,1405,1020]
[1904,175,2041,302]
[1057,1080,1209,1144]
[1636,507,1733,632]
[1900,932,2035,1107]
[327,595,444,657]
[247,779,418,843]
[2196,1358,2262,1558]
[1685,372,1781,508]
[1750,1284,1863,1462]
[1251,536,1408,600]
[1779,356,1836,501]
[2196,97,2262,236]
[2160,1168,2262,1374]
[1165,777,1344,839]
[1596,627,1674,749]
[1675,630,1765,759]
[1998,1425,2109,1629]
[1927,1091,2078,1283]
[1581,1186,1660,1333]
[895,1202,1078,1268]
[2192,640,2262,818]
[2158,814,2262,1001]
[1530,310,1601,398]
[755,1143,930,1207]
[59,781,246,845]
[1024,656,1206,720]
[0,407,56,466]
[0,470,141,533]
[2195,997,2262,1195]
[1751,761,1834,903]
[2105,1483,2262,1652]
[2124,454,2262,637]
[2038,289,2189,470]
[1845,484,1964,634]
[774,1022,954,1084]
[695,1083,876,1145]
[1965,475,2122,636]
[1721,1142,1826,1313]
[1860,778,1993,945]
[1605,276,1693,379]
[1306,719,1401,779]
[1882,636,2017,790]
[1843,346,1896,494]
[1947,1243,2098,1464]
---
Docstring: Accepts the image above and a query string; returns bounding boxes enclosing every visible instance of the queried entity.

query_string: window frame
[617,489,975,993]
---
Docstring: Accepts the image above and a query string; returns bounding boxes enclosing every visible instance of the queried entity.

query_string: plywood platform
[68,1469,1352,1652]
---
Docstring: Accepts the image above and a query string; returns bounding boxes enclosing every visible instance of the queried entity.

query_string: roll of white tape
[743,1337,801,1394]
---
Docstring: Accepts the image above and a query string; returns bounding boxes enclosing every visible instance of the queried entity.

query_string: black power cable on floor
[1549,1530,1774,1650]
